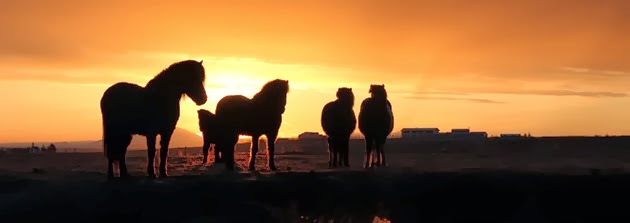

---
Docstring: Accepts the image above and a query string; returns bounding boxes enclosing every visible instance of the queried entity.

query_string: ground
[2,138,630,222]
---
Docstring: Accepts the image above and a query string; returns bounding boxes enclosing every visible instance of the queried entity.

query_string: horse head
[157,60,207,105]
[197,109,215,132]
[336,87,354,107]
[197,109,215,122]
[254,79,290,114]
[369,84,387,100]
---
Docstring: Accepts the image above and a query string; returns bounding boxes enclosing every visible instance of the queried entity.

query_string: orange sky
[1,0,629,142]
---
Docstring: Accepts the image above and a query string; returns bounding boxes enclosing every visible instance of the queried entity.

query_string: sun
[204,71,265,101]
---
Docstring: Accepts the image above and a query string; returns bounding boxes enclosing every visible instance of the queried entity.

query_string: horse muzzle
[195,97,208,106]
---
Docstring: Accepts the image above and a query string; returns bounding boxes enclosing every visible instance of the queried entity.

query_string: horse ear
[199,60,203,64]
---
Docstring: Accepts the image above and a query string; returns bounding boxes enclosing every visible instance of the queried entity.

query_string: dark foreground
[2,170,630,223]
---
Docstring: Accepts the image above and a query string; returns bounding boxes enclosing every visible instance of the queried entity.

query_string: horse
[100,60,207,179]
[198,109,220,164]
[198,109,239,164]
[358,84,394,168]
[321,87,356,168]
[211,79,289,171]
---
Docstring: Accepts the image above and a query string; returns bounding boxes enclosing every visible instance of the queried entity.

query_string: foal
[198,109,239,165]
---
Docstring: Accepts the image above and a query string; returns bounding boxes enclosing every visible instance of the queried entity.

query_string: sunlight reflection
[372,216,392,223]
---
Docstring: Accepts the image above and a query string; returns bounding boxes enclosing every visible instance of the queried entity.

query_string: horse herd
[100,60,394,180]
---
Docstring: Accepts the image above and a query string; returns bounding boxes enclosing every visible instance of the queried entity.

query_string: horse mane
[145,60,206,89]
[250,79,289,115]
[336,87,354,107]
[253,79,289,98]
[369,84,387,100]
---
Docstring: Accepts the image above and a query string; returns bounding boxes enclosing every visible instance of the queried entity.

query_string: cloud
[499,90,628,98]
[417,89,628,98]
[1,0,629,82]
[405,96,505,104]
[559,66,630,77]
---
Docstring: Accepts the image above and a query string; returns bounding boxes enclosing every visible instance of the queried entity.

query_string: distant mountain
[0,128,203,150]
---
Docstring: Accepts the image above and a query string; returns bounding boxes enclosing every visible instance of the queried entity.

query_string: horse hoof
[269,165,277,171]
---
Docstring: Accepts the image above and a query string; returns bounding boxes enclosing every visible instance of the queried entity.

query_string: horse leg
[248,135,260,171]
[107,158,115,179]
[372,137,379,167]
[119,158,129,178]
[202,134,211,164]
[342,138,350,167]
[374,138,382,167]
[159,130,174,177]
[146,134,157,179]
[330,137,338,168]
[333,147,339,168]
[374,147,381,167]
[215,143,224,163]
[267,133,278,171]
[377,137,387,167]
[119,134,132,178]
[364,136,373,168]
[327,138,334,168]
[224,143,236,170]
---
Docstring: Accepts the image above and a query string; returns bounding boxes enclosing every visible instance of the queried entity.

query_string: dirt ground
[2,139,630,222]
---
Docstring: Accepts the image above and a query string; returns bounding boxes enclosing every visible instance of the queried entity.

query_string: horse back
[321,101,356,137]
[101,82,155,134]
[215,95,283,136]
[358,98,394,136]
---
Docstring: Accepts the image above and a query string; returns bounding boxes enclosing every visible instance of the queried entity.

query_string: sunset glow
[1,0,629,143]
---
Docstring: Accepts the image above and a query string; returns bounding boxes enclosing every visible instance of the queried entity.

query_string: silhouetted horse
[198,109,239,164]
[321,87,356,168]
[100,60,207,179]
[358,84,394,168]
[211,79,289,171]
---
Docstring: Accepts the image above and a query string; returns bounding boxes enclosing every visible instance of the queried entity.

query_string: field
[2,137,630,222]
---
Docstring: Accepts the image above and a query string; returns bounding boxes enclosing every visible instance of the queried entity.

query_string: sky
[0,0,629,142]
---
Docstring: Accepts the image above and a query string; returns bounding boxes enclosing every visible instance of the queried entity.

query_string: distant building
[470,132,489,138]
[451,128,470,135]
[401,128,487,141]
[296,132,327,152]
[401,128,440,139]
[298,132,327,141]
[500,134,523,138]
